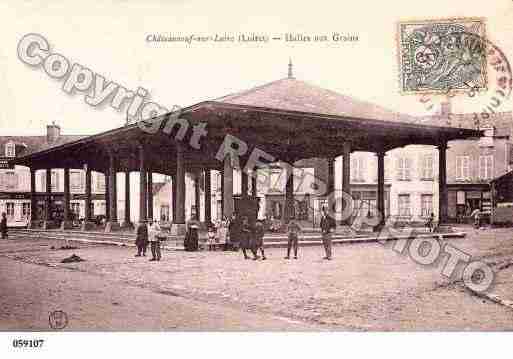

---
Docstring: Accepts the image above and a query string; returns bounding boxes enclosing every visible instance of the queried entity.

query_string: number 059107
[12,339,44,348]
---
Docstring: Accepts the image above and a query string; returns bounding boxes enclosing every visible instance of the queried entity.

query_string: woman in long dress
[185,217,200,251]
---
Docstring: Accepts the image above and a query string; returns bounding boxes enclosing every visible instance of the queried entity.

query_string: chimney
[440,101,451,117]
[46,121,61,143]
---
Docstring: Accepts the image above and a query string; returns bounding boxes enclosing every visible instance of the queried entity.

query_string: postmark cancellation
[398,18,487,94]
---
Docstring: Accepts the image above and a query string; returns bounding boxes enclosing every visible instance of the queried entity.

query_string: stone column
[220,168,224,217]
[42,168,53,230]
[283,162,294,226]
[81,166,94,230]
[147,171,153,220]
[251,169,257,198]
[29,168,37,229]
[175,143,186,232]
[438,141,448,224]
[124,171,133,229]
[222,157,234,218]
[194,171,201,220]
[327,157,335,214]
[105,173,110,221]
[139,145,147,224]
[374,151,386,231]
[241,170,249,198]
[171,175,177,223]
[61,167,72,229]
[105,153,119,232]
[341,142,351,225]
[204,169,211,224]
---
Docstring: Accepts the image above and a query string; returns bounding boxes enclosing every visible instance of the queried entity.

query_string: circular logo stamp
[49,310,68,330]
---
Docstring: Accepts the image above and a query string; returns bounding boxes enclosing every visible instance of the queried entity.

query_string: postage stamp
[398,17,487,94]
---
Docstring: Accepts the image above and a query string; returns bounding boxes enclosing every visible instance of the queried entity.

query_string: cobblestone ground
[0,227,512,330]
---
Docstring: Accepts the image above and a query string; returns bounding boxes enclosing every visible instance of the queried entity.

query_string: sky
[1,0,512,136]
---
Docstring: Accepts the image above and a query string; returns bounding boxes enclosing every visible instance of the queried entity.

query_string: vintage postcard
[0,0,511,358]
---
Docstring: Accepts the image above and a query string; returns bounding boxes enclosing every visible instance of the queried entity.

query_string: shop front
[447,183,491,223]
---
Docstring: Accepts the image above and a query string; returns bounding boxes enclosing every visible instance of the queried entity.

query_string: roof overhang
[13,101,482,172]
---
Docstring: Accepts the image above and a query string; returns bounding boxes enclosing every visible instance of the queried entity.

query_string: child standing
[285,220,301,259]
[207,223,217,251]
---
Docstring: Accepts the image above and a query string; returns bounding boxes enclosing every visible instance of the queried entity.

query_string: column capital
[437,140,449,150]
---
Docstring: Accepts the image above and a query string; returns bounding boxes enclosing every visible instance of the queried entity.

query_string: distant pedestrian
[135,221,148,256]
[228,213,241,251]
[471,208,481,229]
[0,212,7,239]
[285,220,301,259]
[240,216,255,259]
[425,212,434,233]
[185,217,200,251]
[207,223,217,251]
[217,216,229,251]
[148,219,162,261]
[253,220,266,260]
[320,207,336,260]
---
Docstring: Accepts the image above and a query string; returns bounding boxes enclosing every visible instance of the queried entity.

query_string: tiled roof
[416,111,513,136]
[0,135,86,158]
[214,77,418,123]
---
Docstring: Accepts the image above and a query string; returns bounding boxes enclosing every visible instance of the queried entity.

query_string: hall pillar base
[60,220,73,230]
[105,221,120,232]
[42,220,56,230]
[81,221,95,231]
[28,220,40,229]
[372,224,385,233]
[121,221,135,230]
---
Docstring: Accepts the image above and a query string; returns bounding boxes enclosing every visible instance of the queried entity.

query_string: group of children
[204,217,304,260]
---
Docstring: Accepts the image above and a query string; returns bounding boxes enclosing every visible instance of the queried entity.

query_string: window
[269,170,281,191]
[421,155,434,179]
[384,157,391,181]
[421,194,433,217]
[5,142,15,157]
[70,171,85,191]
[456,156,471,180]
[479,155,493,180]
[22,203,30,219]
[215,172,222,191]
[71,203,81,217]
[397,157,412,181]
[398,194,411,216]
[96,173,106,192]
[51,171,58,192]
[3,171,17,190]
[160,205,170,221]
[351,157,366,182]
[40,170,59,191]
[5,202,14,218]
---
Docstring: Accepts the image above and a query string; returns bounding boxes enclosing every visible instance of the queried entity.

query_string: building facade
[0,124,109,226]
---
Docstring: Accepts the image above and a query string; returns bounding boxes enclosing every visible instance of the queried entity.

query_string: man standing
[1,212,7,239]
[135,220,148,256]
[285,219,301,259]
[148,219,162,261]
[253,220,266,260]
[320,207,336,260]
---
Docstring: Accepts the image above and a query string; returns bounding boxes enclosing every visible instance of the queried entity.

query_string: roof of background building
[416,111,513,137]
[0,135,86,157]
